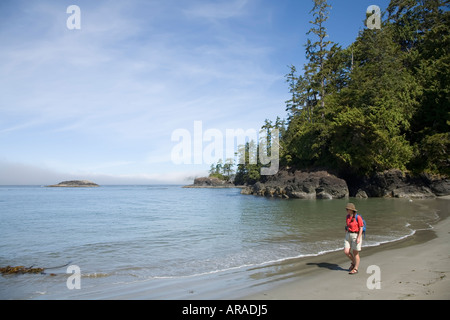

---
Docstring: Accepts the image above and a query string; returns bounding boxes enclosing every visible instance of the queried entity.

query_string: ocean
[0,185,446,299]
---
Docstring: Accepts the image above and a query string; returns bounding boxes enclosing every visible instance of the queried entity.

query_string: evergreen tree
[223,158,235,180]
[283,0,338,169]
[306,0,333,118]
[274,0,448,180]
[388,0,450,174]
[234,141,262,185]
[286,0,334,121]
[329,21,420,175]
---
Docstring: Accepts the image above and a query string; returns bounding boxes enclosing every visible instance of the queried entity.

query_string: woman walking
[344,203,364,274]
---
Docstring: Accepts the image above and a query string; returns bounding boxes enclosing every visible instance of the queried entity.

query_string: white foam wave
[144,230,418,281]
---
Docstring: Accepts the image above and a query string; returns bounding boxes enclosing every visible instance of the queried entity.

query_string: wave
[127,229,419,281]
[81,272,110,278]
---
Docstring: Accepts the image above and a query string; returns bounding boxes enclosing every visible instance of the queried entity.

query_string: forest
[210,0,449,185]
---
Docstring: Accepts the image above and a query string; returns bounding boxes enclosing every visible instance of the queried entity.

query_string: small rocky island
[46,180,99,188]
[183,177,236,188]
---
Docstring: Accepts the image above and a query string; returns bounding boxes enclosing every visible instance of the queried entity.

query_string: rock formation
[240,169,449,199]
[351,169,449,199]
[240,170,349,199]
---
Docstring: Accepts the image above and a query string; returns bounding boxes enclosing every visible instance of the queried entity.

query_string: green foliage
[234,141,262,185]
[279,0,449,178]
[209,158,235,181]
[212,0,449,182]
[410,132,450,175]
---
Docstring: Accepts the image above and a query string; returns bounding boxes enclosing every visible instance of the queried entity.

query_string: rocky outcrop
[184,177,235,188]
[240,170,349,199]
[352,169,449,199]
[46,180,99,187]
[240,169,449,199]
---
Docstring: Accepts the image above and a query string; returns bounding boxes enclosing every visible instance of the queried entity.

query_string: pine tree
[280,0,449,178]
[282,0,338,168]
[285,0,334,122]
[388,0,450,174]
[306,0,333,118]
[328,20,420,175]
[234,141,262,185]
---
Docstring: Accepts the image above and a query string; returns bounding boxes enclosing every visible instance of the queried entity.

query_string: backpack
[355,213,366,239]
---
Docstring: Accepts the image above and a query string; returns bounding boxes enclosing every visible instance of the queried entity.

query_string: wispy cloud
[0,0,287,184]
[183,0,250,20]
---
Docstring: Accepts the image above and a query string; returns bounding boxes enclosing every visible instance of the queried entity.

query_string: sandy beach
[243,199,450,300]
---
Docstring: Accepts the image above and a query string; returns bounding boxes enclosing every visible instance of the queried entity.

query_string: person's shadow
[306,262,347,271]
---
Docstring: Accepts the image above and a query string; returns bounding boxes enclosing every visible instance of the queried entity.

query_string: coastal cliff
[46,180,99,188]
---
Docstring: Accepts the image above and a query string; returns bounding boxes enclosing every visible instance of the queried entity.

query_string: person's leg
[344,234,355,269]
[349,235,362,274]
[352,249,360,272]
[344,248,355,270]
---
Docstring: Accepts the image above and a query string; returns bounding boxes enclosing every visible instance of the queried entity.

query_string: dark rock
[355,190,368,198]
[241,168,449,199]
[240,170,349,199]
[352,169,449,199]
[420,173,450,197]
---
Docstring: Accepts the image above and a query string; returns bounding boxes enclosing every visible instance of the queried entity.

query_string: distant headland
[46,180,99,188]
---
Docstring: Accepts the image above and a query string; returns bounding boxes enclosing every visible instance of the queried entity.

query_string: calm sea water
[0,185,445,299]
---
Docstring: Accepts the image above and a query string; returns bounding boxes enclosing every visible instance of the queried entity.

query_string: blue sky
[0,0,390,185]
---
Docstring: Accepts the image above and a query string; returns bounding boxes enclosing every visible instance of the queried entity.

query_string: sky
[0,0,391,185]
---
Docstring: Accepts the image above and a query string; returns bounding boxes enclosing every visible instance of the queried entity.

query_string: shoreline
[182,185,244,189]
[241,198,450,300]
[33,197,449,300]
[68,212,449,300]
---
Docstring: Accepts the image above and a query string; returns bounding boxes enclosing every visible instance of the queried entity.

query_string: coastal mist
[0,185,444,299]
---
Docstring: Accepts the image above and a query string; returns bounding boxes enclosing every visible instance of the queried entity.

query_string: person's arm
[356,216,363,243]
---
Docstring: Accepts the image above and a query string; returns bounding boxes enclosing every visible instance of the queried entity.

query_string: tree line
[211,0,449,185]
